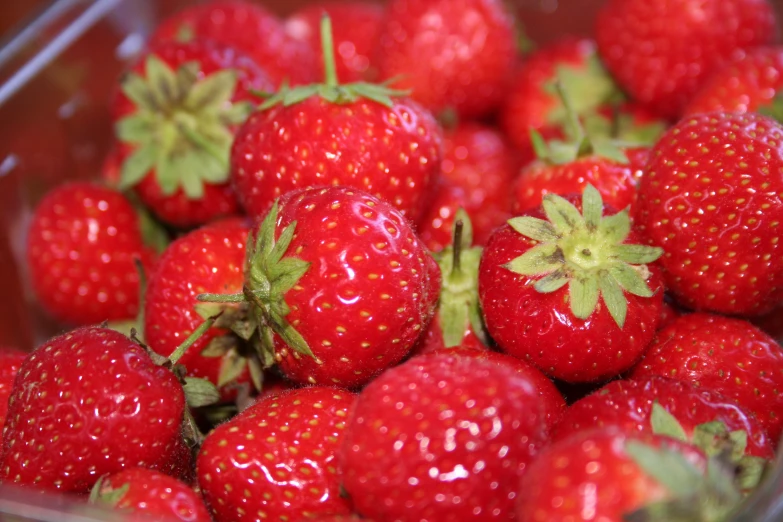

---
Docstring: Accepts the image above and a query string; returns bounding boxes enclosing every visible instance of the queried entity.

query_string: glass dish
[0,0,781,520]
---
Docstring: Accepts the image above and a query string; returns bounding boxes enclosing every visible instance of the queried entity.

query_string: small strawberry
[90,467,211,522]
[0,347,27,432]
[595,0,777,119]
[479,185,665,382]
[112,40,273,228]
[340,352,549,522]
[631,313,783,445]
[26,182,157,326]
[231,16,442,222]
[149,0,316,86]
[285,1,384,82]
[197,386,356,522]
[416,122,517,252]
[375,0,517,119]
[635,112,783,316]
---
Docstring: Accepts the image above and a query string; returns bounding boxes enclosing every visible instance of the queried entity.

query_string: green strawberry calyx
[116,55,254,199]
[88,476,129,507]
[758,92,783,124]
[503,184,663,328]
[435,209,489,348]
[256,15,409,110]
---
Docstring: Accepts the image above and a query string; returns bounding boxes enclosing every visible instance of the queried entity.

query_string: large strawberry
[199,187,440,389]
[631,313,783,445]
[197,386,356,521]
[0,347,26,432]
[375,0,517,119]
[635,112,783,316]
[230,17,442,222]
[340,352,549,521]
[595,0,777,119]
[479,185,664,382]
[113,40,273,228]
[26,182,157,326]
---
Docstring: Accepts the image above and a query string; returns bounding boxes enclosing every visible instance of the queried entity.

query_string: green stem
[320,15,339,87]
[169,314,220,365]
[197,292,246,303]
[452,219,464,274]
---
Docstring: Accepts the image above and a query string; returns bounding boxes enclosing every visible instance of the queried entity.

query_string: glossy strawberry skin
[685,46,783,115]
[271,187,440,388]
[631,313,783,445]
[144,218,252,397]
[197,387,356,522]
[417,122,517,252]
[150,0,316,86]
[113,41,273,228]
[595,0,777,119]
[340,353,549,522]
[375,0,517,119]
[552,376,774,458]
[26,183,156,326]
[98,467,211,522]
[0,348,27,432]
[285,1,384,82]
[636,112,783,316]
[0,327,186,493]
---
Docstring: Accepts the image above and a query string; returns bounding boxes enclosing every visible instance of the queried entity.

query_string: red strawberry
[197,386,356,521]
[658,299,681,330]
[595,0,777,119]
[479,185,665,382]
[417,122,517,252]
[515,428,743,522]
[112,40,273,228]
[90,467,211,522]
[231,17,442,223]
[149,0,316,86]
[26,182,157,326]
[635,112,783,316]
[0,348,26,432]
[285,1,384,82]
[340,352,549,521]
[686,47,783,116]
[375,0,517,119]
[631,313,783,445]
[0,327,187,493]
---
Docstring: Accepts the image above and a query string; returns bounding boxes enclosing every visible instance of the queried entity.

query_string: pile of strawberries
[3,0,783,520]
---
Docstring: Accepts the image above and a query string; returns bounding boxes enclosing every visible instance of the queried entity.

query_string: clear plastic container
[0,0,782,520]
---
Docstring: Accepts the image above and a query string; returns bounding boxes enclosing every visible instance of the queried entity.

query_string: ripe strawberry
[231,17,442,223]
[90,467,211,522]
[149,0,316,86]
[0,348,26,432]
[112,40,273,228]
[285,1,384,82]
[479,185,665,382]
[0,327,187,493]
[200,187,440,389]
[375,0,517,119]
[416,122,517,252]
[197,387,356,521]
[26,182,157,326]
[340,352,549,521]
[635,112,783,316]
[595,0,777,119]
[686,47,783,116]
[631,313,783,445]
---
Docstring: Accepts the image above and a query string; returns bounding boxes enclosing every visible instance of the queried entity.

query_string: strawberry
[686,47,783,116]
[112,40,273,228]
[479,185,665,382]
[285,1,384,82]
[197,386,356,521]
[416,122,517,252]
[515,428,744,522]
[199,186,440,389]
[631,313,783,445]
[26,182,157,326]
[375,0,517,119]
[230,17,442,223]
[0,348,26,432]
[658,298,681,330]
[90,467,211,522]
[595,0,777,120]
[340,352,549,521]
[635,112,783,316]
[149,0,316,86]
